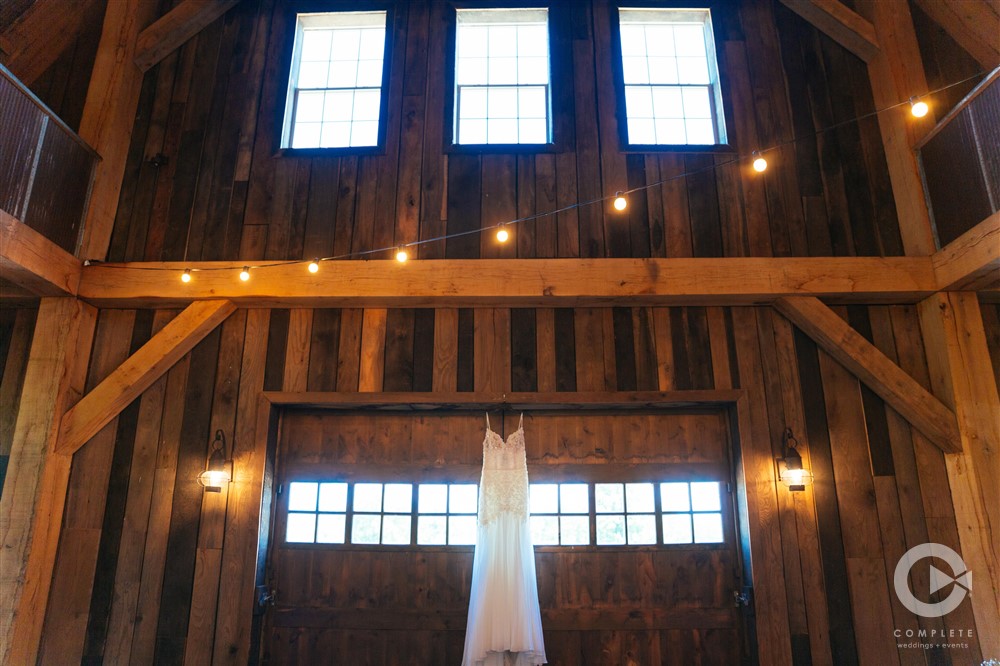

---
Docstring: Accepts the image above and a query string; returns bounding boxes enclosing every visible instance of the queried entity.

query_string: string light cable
[85,71,982,279]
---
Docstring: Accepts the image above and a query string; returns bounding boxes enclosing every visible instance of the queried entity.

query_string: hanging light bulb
[180,268,192,283]
[307,259,320,273]
[395,248,409,263]
[613,192,628,211]
[239,266,251,281]
[909,96,929,118]
[752,151,768,173]
[496,225,509,243]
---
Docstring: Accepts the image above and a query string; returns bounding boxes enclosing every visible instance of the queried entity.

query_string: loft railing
[917,68,999,248]
[0,64,98,254]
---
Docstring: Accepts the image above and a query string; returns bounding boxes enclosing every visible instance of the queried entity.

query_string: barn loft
[0,0,998,663]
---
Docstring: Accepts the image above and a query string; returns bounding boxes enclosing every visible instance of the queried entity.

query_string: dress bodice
[479,421,528,525]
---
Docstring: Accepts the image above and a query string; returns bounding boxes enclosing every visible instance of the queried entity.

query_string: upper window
[617,7,726,147]
[281,11,388,150]
[453,8,551,145]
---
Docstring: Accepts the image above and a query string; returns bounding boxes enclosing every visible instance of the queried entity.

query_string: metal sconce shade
[778,428,813,491]
[198,429,233,492]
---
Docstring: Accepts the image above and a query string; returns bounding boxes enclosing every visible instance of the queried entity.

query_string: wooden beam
[56,300,236,456]
[912,0,1000,70]
[0,298,96,665]
[0,210,81,297]
[778,0,880,62]
[918,292,1000,657]
[774,296,961,453]
[75,257,939,308]
[134,0,241,72]
[77,0,159,262]
[933,210,1000,291]
[0,0,97,85]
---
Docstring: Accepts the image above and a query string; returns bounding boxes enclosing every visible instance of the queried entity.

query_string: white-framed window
[454,8,551,145]
[617,7,726,146]
[281,11,388,149]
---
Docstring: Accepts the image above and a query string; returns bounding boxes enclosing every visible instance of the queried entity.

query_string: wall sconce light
[198,429,233,492]
[777,428,813,491]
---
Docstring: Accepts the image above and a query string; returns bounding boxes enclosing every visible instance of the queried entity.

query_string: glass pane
[627,118,655,145]
[693,513,724,543]
[298,61,328,89]
[626,483,655,513]
[517,25,548,57]
[560,484,589,514]
[648,56,678,84]
[529,484,558,514]
[685,118,715,144]
[321,121,352,148]
[645,25,674,57]
[674,24,706,57]
[595,484,625,513]
[330,29,361,60]
[655,118,687,144]
[625,86,654,118]
[596,515,626,545]
[353,483,383,512]
[450,484,478,513]
[418,484,448,513]
[487,118,518,144]
[619,25,646,57]
[327,61,358,88]
[301,30,332,61]
[382,515,411,544]
[353,89,381,121]
[517,57,548,85]
[384,483,413,513]
[677,57,709,85]
[358,28,385,59]
[356,59,384,87]
[318,482,348,512]
[350,120,379,146]
[323,91,354,122]
[518,87,546,118]
[458,118,487,144]
[690,481,721,511]
[316,513,346,543]
[460,88,488,119]
[622,56,649,84]
[662,513,693,544]
[530,516,559,545]
[561,516,590,545]
[660,482,690,512]
[458,27,488,58]
[417,516,447,544]
[292,122,321,148]
[488,26,517,57]
[518,119,547,144]
[296,92,325,123]
[651,87,684,118]
[488,57,518,85]
[457,57,487,85]
[682,87,712,118]
[286,513,316,543]
[487,88,518,118]
[288,482,318,511]
[627,514,657,545]
[352,514,381,544]
[449,515,477,545]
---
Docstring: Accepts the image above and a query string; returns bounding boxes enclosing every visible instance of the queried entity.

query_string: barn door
[259,408,748,665]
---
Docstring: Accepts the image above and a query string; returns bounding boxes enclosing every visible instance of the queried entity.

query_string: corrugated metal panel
[23,127,95,252]
[971,82,1000,211]
[0,76,45,220]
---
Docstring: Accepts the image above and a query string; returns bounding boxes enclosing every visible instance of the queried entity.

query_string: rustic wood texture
[932,211,1000,291]
[911,0,1000,69]
[0,210,82,297]
[777,0,879,62]
[0,0,102,87]
[134,0,241,72]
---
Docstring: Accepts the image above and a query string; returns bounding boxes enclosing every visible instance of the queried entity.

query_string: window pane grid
[660,481,724,544]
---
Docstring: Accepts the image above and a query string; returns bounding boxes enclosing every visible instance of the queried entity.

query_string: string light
[180,268,192,283]
[613,192,627,211]
[496,225,509,243]
[909,96,929,118]
[239,266,251,281]
[395,248,409,263]
[752,151,768,173]
[307,259,320,273]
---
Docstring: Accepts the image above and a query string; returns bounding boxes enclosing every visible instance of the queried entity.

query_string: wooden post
[0,298,97,664]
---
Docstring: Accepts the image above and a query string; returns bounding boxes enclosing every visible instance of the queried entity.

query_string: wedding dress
[461,414,547,666]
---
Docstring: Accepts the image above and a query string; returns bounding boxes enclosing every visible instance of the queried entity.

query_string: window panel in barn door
[616,7,727,147]
[281,10,390,150]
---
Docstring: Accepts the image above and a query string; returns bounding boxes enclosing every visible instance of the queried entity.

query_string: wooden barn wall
[105,0,906,265]
[908,0,985,117]
[0,306,37,495]
[37,303,984,665]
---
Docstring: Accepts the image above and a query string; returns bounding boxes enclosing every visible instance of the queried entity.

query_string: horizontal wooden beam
[778,0,879,62]
[933,210,1000,291]
[134,0,241,72]
[0,210,81,297]
[76,257,938,308]
[57,300,236,456]
[774,296,961,453]
[912,0,999,70]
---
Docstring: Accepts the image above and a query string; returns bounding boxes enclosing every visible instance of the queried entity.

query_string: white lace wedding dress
[462,415,547,666]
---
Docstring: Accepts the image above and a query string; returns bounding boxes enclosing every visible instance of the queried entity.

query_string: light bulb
[395,248,408,263]
[307,259,320,273]
[613,192,627,211]
[180,269,192,283]
[239,266,250,281]
[910,97,929,118]
[752,151,767,173]
[496,226,509,243]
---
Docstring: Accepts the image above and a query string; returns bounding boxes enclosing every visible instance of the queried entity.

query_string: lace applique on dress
[478,425,528,527]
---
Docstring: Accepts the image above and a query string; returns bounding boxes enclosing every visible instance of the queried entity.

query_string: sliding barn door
[260,409,746,665]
